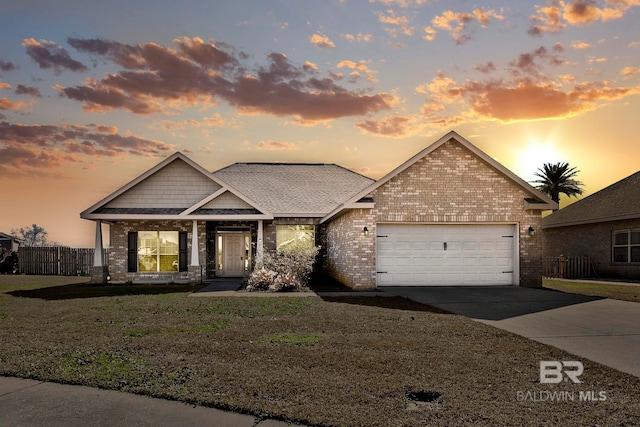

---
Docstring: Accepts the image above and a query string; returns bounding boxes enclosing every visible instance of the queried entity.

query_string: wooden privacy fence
[18,246,108,276]
[542,255,591,280]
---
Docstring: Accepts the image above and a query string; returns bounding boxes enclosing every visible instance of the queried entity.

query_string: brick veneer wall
[325,139,544,289]
[544,219,640,280]
[108,220,206,282]
[324,209,376,288]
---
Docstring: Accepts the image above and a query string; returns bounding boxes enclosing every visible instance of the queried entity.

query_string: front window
[138,231,179,272]
[276,225,315,253]
[612,230,640,263]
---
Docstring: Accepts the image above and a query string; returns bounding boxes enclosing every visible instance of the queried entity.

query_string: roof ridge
[213,162,375,181]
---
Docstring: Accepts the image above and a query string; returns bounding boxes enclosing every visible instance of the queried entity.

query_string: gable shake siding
[325,140,543,288]
[105,159,222,209]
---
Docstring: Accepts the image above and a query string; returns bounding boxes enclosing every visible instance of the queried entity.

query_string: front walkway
[379,285,640,378]
[0,376,305,427]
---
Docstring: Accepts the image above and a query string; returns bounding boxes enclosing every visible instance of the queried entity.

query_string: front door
[217,233,250,277]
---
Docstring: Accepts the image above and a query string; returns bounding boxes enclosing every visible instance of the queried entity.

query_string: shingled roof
[543,170,640,228]
[213,163,374,216]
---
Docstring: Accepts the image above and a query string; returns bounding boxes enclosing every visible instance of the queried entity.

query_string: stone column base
[188,265,203,283]
[90,266,109,284]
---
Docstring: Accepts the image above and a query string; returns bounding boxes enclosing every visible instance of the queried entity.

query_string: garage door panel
[378,257,394,267]
[377,224,516,286]
[413,242,428,251]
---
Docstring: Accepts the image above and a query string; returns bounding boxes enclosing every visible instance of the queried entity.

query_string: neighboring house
[81,131,556,288]
[543,170,640,281]
[0,232,20,252]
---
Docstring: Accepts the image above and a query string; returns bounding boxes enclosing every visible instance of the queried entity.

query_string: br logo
[539,361,583,384]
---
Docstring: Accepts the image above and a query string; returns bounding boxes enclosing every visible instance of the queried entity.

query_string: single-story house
[0,232,20,252]
[81,130,557,288]
[543,170,640,281]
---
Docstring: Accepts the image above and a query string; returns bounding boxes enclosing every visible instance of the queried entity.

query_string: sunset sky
[1,0,639,247]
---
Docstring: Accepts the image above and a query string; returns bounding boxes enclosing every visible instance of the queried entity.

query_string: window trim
[612,229,640,264]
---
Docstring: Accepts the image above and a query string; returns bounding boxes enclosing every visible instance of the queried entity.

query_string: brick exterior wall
[107,220,206,283]
[544,219,640,280]
[325,209,376,288]
[325,139,544,289]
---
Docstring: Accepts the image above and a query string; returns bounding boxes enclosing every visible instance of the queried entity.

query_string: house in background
[543,171,640,281]
[0,232,20,252]
[81,131,556,288]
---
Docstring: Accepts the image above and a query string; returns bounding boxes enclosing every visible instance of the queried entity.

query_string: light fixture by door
[363,226,369,236]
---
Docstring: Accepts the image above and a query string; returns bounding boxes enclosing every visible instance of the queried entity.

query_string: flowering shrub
[269,272,302,292]
[246,246,319,292]
[246,267,278,291]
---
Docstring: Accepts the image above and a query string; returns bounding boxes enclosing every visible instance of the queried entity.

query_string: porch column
[256,219,264,263]
[93,220,104,267]
[91,220,108,284]
[190,220,199,266]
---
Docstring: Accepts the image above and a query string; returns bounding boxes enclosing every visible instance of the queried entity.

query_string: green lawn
[543,278,640,303]
[1,276,639,426]
[0,275,90,293]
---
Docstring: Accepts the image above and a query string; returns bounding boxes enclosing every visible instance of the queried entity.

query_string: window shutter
[179,231,188,272]
[127,232,138,272]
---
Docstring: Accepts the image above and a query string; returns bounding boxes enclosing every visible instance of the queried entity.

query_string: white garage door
[377,224,516,286]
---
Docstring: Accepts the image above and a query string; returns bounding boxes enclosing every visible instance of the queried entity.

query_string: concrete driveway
[379,285,640,378]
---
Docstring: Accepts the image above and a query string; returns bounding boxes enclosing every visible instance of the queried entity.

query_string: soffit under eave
[542,213,640,229]
[80,213,274,221]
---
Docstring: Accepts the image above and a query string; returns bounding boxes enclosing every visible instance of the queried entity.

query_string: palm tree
[532,162,584,208]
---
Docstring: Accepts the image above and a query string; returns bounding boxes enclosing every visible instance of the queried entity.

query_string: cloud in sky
[529,0,640,35]
[0,60,18,72]
[356,115,417,137]
[422,71,639,123]
[256,140,298,151]
[344,33,373,43]
[57,37,393,122]
[0,121,172,177]
[155,113,238,131]
[430,8,505,45]
[15,84,42,98]
[0,98,27,111]
[22,38,88,74]
[310,33,336,49]
[377,9,415,37]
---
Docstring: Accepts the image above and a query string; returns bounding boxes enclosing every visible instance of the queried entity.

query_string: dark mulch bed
[7,283,202,300]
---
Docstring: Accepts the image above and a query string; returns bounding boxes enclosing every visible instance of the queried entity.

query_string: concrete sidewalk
[0,377,304,427]
[380,286,640,378]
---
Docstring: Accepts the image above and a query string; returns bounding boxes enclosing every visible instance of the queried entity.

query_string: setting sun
[516,139,566,183]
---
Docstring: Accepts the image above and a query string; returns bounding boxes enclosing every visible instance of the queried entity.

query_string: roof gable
[104,157,222,209]
[81,152,271,219]
[322,130,557,222]
[543,170,640,228]
[200,190,254,209]
[0,232,18,240]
